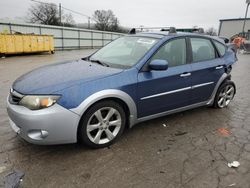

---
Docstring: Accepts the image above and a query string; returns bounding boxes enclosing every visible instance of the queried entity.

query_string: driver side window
[151,38,187,67]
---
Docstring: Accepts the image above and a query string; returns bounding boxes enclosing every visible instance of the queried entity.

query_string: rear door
[189,37,225,104]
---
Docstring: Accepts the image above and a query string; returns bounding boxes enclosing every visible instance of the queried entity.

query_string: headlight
[19,95,61,110]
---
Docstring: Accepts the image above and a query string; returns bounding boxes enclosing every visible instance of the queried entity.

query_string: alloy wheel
[86,107,122,145]
[217,85,235,108]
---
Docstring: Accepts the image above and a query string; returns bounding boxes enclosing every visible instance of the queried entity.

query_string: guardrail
[0,21,124,50]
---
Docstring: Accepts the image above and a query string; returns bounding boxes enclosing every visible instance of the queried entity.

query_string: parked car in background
[7,30,237,148]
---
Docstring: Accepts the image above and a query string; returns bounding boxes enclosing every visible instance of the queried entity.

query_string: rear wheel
[214,80,236,108]
[79,100,126,148]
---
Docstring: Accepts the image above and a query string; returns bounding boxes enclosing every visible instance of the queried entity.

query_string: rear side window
[190,38,215,62]
[214,40,226,57]
[151,38,186,67]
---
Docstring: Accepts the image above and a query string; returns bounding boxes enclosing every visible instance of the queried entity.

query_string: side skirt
[134,101,209,126]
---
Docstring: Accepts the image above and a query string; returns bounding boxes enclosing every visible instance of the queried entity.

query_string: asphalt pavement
[0,50,250,188]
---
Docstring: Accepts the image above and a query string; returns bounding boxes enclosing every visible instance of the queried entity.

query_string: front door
[137,38,192,118]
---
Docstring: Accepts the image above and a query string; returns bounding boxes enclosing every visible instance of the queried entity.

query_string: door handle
[215,65,224,70]
[180,72,191,77]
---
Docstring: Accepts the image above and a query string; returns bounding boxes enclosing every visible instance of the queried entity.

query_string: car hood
[13,60,123,94]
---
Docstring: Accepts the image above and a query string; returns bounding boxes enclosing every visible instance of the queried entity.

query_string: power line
[61,6,92,20]
[30,0,56,6]
[30,0,94,28]
[60,6,95,28]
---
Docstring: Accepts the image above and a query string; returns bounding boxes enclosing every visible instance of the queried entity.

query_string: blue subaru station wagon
[7,29,237,148]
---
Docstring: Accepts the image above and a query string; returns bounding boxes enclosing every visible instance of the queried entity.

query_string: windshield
[90,36,159,69]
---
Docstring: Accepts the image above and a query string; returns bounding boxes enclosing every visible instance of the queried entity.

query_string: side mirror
[149,59,168,71]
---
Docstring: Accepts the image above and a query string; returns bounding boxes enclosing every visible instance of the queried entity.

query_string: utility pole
[243,0,250,35]
[31,0,92,28]
[59,3,62,26]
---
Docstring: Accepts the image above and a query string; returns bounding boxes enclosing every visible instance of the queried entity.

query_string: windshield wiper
[89,59,109,67]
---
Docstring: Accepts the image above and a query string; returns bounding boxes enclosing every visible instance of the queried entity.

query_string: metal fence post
[102,32,104,47]
[78,30,81,49]
[61,28,64,50]
[9,23,12,34]
[39,26,42,35]
[91,31,93,49]
[111,33,113,42]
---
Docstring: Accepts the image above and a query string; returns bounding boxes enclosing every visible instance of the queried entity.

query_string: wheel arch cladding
[76,97,131,142]
[70,89,137,128]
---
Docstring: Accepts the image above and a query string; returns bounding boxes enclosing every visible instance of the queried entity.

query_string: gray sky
[0,0,248,30]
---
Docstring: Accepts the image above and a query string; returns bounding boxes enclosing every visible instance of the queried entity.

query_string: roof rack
[128,28,136,34]
[128,27,205,34]
[129,27,177,34]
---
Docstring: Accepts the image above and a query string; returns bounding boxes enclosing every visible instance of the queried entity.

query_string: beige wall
[219,19,250,39]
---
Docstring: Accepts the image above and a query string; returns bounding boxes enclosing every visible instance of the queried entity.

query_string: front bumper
[7,98,80,145]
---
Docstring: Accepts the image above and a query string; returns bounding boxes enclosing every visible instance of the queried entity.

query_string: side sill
[133,101,208,126]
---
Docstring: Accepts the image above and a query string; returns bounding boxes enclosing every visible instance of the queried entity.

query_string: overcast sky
[0,0,248,30]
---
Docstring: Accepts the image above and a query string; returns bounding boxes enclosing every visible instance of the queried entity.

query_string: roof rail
[169,27,177,34]
[129,27,177,34]
[128,27,204,34]
[160,28,168,31]
[128,28,136,34]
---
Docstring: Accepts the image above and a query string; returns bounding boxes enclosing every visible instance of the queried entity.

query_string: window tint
[151,38,186,67]
[214,40,226,56]
[191,38,215,62]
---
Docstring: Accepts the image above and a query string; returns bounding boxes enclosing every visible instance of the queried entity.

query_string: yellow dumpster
[0,34,54,57]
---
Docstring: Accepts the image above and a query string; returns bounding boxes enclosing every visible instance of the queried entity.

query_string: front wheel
[78,100,126,148]
[214,80,236,108]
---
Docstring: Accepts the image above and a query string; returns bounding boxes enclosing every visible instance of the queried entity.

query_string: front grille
[9,89,23,105]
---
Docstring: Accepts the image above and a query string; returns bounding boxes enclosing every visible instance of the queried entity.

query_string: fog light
[27,130,49,140]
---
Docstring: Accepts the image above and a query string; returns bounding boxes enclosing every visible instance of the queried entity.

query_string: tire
[0,53,5,58]
[78,100,126,149]
[213,80,236,109]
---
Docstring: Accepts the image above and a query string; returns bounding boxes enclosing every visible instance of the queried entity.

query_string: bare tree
[62,13,75,27]
[28,3,75,26]
[205,27,217,36]
[28,3,60,25]
[93,10,120,32]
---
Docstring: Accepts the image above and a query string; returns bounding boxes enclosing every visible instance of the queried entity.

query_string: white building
[218,18,250,39]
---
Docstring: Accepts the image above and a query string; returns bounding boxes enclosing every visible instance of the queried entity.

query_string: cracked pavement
[0,50,250,188]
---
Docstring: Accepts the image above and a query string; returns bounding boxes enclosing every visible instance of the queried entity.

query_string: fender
[70,89,137,127]
[207,73,230,105]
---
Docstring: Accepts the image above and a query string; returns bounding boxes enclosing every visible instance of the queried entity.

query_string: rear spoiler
[226,43,237,53]
[226,43,238,61]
